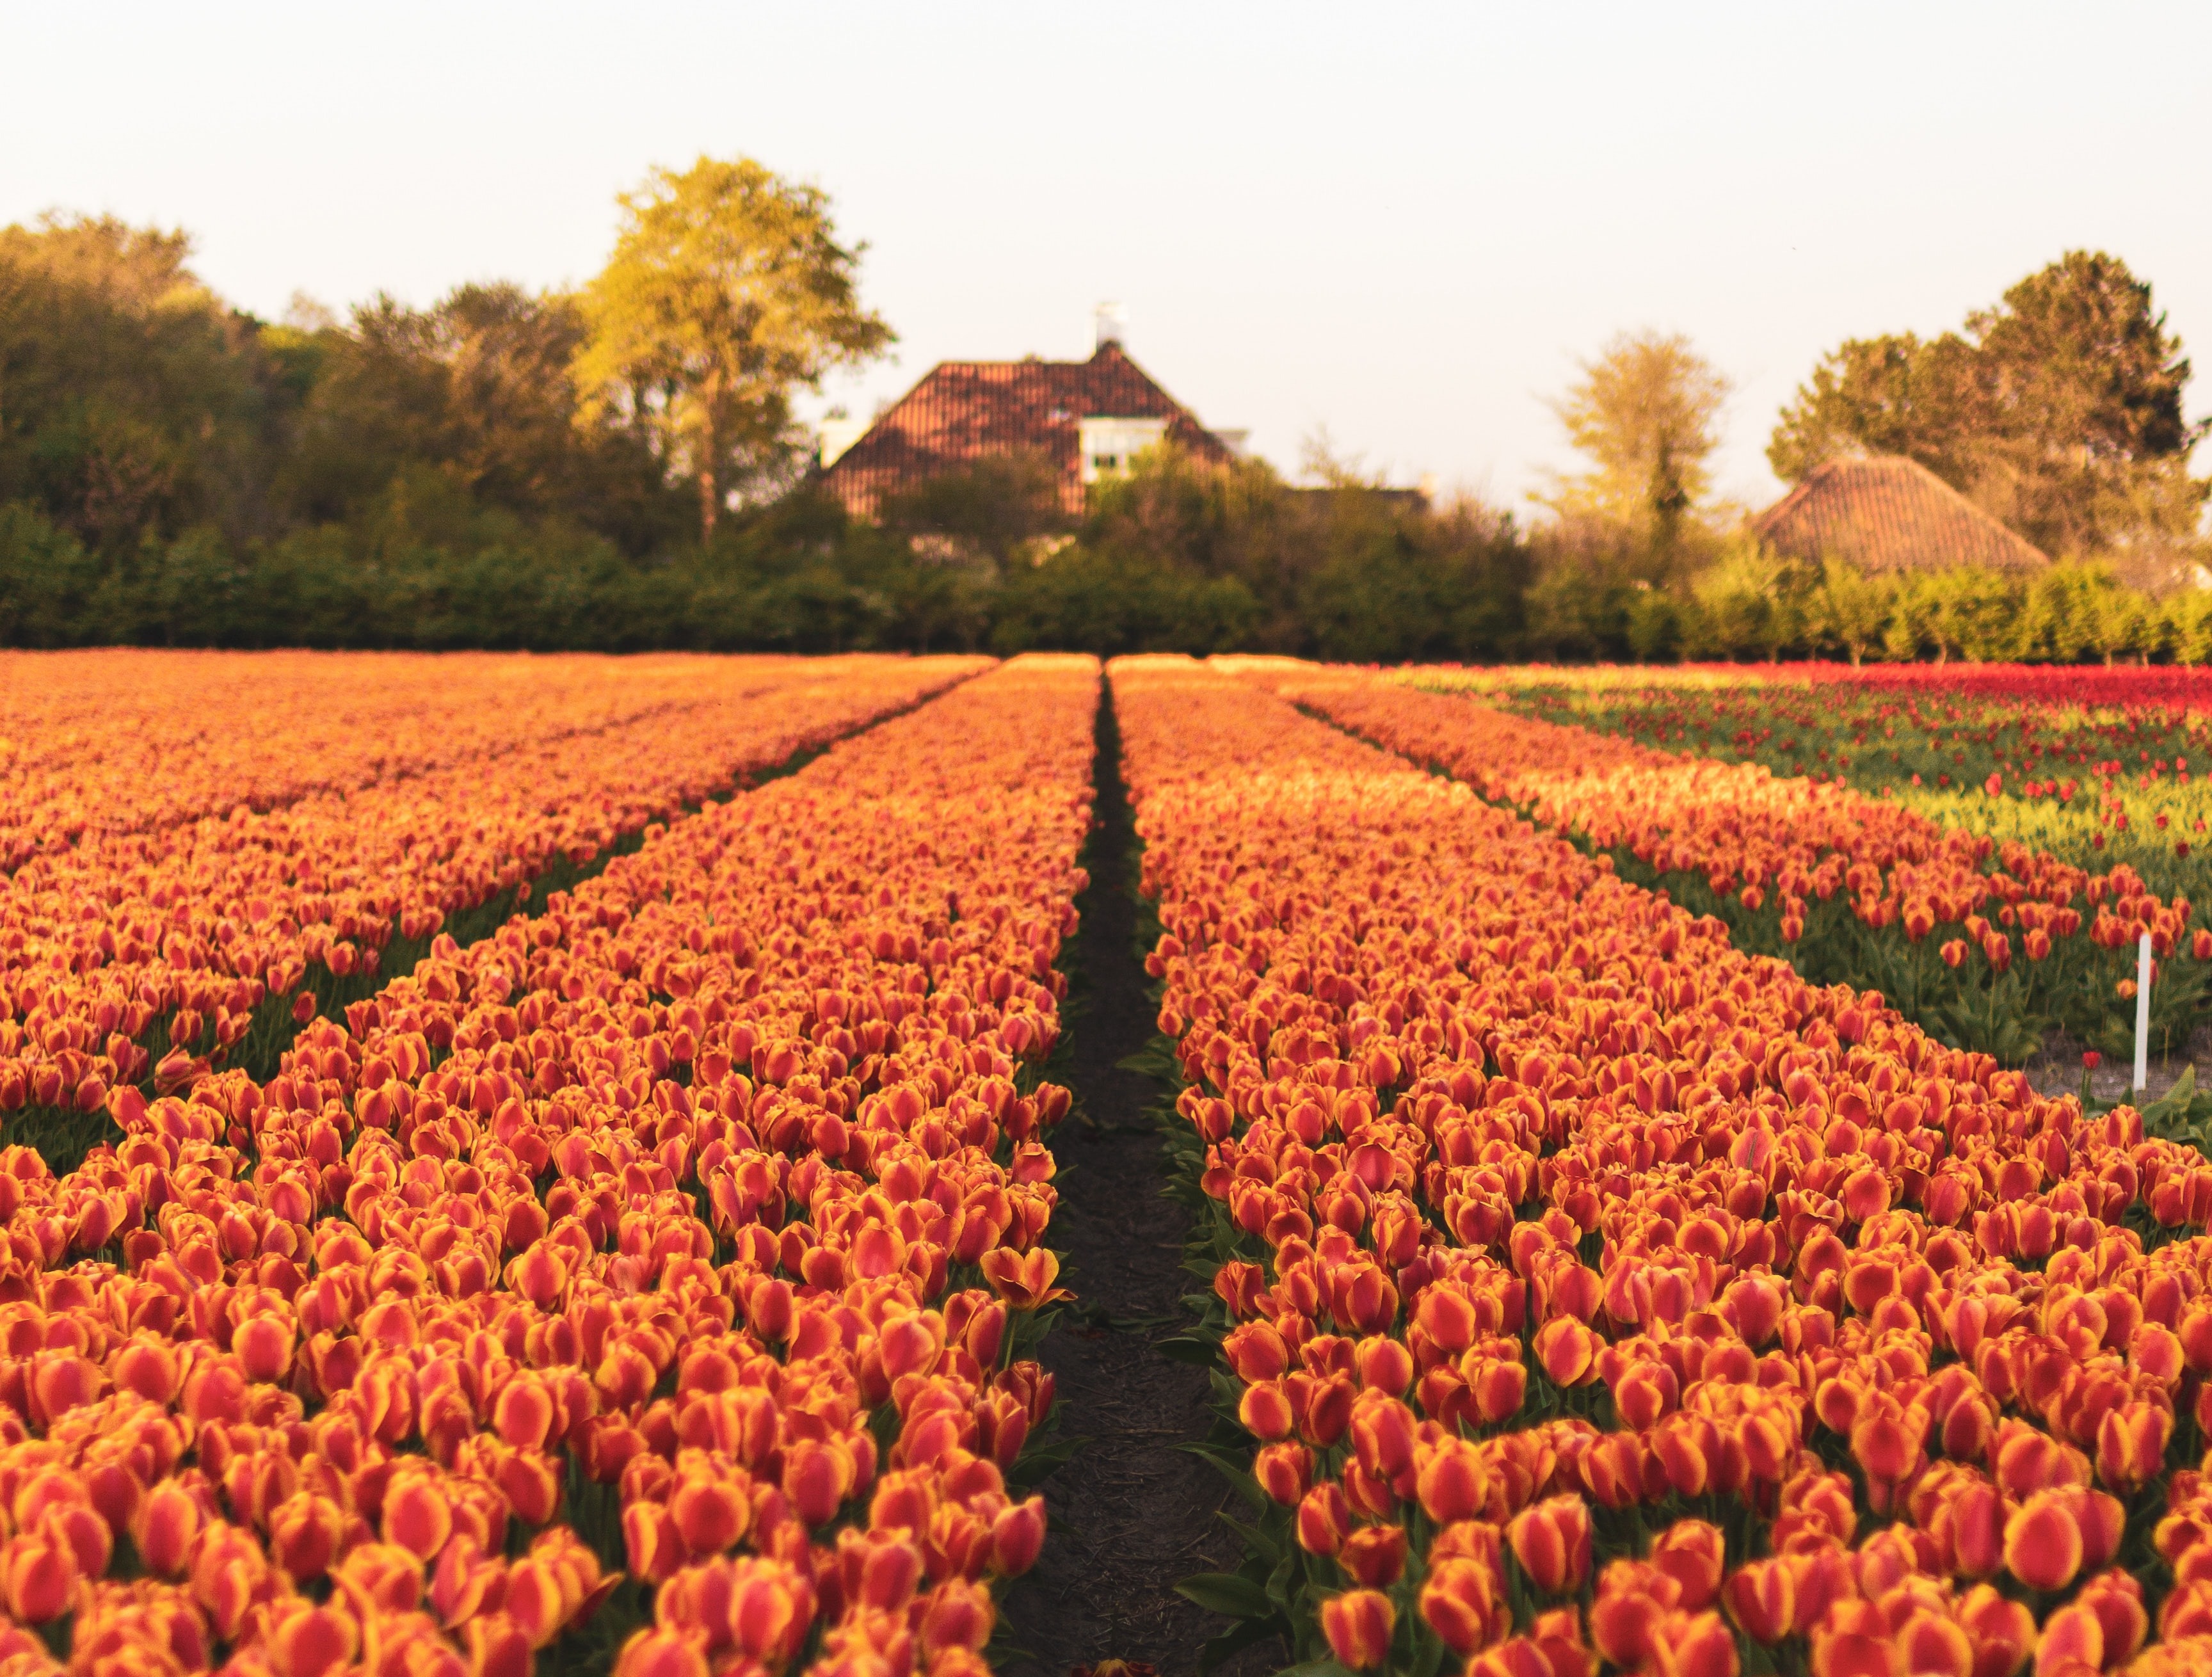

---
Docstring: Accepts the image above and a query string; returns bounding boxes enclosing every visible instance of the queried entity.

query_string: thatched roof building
[1754,454,2049,574]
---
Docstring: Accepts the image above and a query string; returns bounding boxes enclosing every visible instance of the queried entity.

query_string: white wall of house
[1077,415,1170,484]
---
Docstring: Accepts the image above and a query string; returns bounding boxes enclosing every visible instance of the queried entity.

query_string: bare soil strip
[998,686,1272,1677]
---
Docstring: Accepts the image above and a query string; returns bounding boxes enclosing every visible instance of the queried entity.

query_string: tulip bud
[1592,1561,1679,1668]
[465,1613,536,1677]
[1297,1483,1352,1557]
[1652,1519,1725,1610]
[613,1628,710,1677]
[385,1470,456,1559]
[493,1447,561,1526]
[1355,1335,1415,1396]
[494,1377,557,1452]
[1222,1322,1290,1384]
[136,1478,205,1577]
[1655,1610,1739,1677]
[1348,1391,1417,1480]
[1322,1589,1396,1671]
[334,1542,424,1616]
[2005,1490,2084,1592]
[2035,1601,2103,1674]
[234,1313,298,1383]
[1254,1443,1313,1506]
[1,1530,77,1623]
[504,1559,573,1648]
[1953,1585,2035,1677]
[269,1602,360,1677]
[989,1496,1046,1577]
[1238,1379,1295,1442]
[920,1577,996,1655]
[1415,1437,1490,1525]
[1508,1494,1592,1598]
[782,1438,854,1528]
[1534,1315,1601,1386]
[268,1491,346,1582]
[1722,1557,1794,1644]
[2096,1401,2170,1494]
[1419,1553,1502,1655]
[1340,1524,1408,1589]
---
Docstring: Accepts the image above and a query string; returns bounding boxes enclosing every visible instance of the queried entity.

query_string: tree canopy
[1540,329,1731,557]
[1770,251,2209,562]
[573,156,893,538]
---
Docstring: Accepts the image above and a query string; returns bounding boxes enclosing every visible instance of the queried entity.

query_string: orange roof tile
[820,342,1231,518]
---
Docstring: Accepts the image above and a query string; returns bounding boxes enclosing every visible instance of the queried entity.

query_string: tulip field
[1241,662,2212,1069]
[10,648,2212,1677]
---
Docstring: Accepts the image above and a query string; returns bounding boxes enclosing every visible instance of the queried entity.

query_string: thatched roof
[1754,454,2049,575]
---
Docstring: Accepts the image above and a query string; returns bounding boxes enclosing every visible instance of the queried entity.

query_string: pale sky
[6,2,2208,517]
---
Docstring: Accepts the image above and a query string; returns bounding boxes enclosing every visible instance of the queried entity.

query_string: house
[818,314,1237,518]
[1754,454,2049,575]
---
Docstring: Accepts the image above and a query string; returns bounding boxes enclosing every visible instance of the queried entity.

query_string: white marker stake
[2136,931,2153,1093]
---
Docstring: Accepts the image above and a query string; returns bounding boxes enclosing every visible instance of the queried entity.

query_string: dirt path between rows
[997,685,1274,1677]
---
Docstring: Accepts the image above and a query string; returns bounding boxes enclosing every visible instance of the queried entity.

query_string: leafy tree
[877,452,1066,571]
[1772,252,2209,559]
[1805,558,1896,666]
[1681,536,1806,661]
[1767,332,1982,487]
[280,283,677,549]
[988,547,1260,656]
[0,214,277,550]
[1886,566,2012,663]
[575,157,892,539]
[1541,330,1731,566]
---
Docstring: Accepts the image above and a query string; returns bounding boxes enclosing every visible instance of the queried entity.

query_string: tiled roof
[1754,454,2049,575]
[821,342,1232,517]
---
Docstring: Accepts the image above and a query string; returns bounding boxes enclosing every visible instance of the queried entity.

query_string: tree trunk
[698,458,719,542]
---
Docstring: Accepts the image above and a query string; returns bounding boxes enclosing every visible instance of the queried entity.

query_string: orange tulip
[1508,1495,1592,1598]
[979,1247,1071,1311]
[1,1530,77,1623]
[1321,1589,1397,1671]
[2004,1490,2086,1592]
[1297,1484,1353,1557]
[2096,1400,2171,1493]
[1651,1611,1738,1677]
[1419,1555,1503,1655]
[1339,1524,1408,1589]
[613,1628,711,1677]
[1722,1557,1795,1644]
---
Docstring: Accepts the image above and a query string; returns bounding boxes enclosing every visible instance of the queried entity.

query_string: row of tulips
[0,657,986,1156]
[0,652,844,873]
[1226,660,2206,1066]
[1400,664,2212,712]
[0,654,1098,1677]
[1113,654,2212,1677]
[1413,664,2212,910]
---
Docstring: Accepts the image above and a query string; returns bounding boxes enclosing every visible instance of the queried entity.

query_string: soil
[997,686,1279,1677]
[2024,1020,2212,1107]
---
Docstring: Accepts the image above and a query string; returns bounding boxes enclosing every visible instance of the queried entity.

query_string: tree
[0,214,276,550]
[1541,330,1731,563]
[1770,252,2209,561]
[574,157,892,540]
[878,452,1066,572]
[1767,332,1982,486]
[1805,558,1894,666]
[280,282,677,549]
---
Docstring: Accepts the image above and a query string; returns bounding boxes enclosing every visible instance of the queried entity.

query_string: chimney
[1093,301,1126,353]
